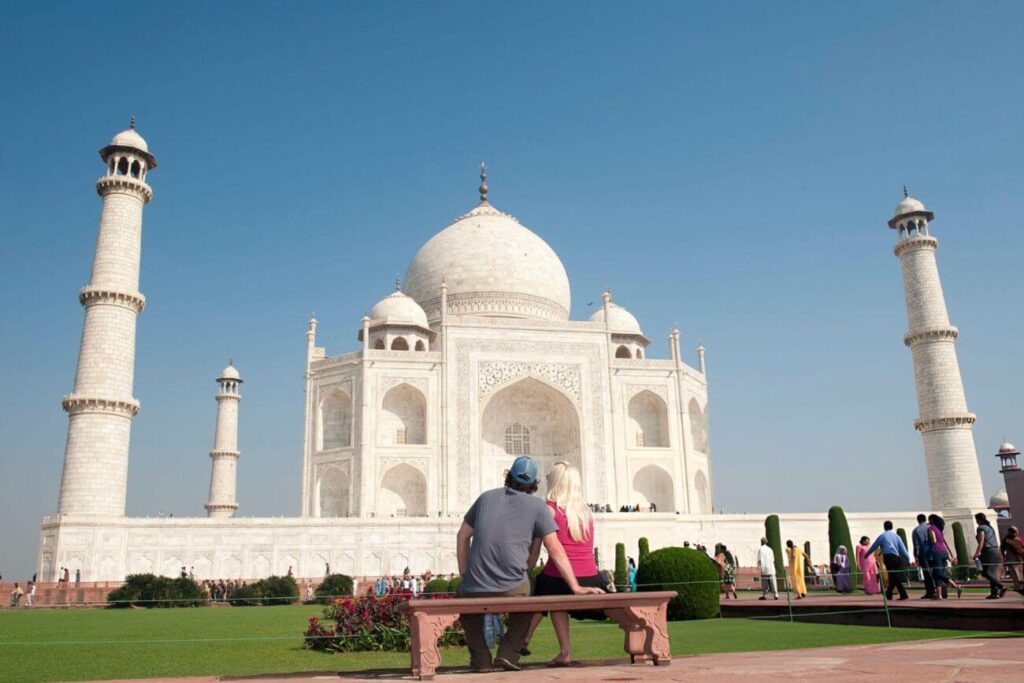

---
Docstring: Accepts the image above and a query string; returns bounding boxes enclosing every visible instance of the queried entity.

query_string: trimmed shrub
[635,547,720,620]
[638,537,650,566]
[594,547,600,569]
[803,541,811,564]
[315,574,354,604]
[259,575,299,605]
[106,574,205,608]
[828,506,857,586]
[764,515,785,580]
[424,578,450,595]
[896,528,909,550]
[952,522,971,581]
[228,584,262,606]
[614,542,628,591]
[447,576,461,595]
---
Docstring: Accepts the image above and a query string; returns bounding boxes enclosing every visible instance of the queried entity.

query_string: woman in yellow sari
[786,540,808,598]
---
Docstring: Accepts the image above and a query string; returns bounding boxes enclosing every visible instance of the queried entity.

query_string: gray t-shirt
[461,487,559,593]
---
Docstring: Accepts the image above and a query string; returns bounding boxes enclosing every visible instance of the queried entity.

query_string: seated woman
[527,461,604,668]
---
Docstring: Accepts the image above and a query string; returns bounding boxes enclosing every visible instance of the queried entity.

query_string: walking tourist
[10,582,24,607]
[912,513,936,598]
[756,537,778,600]
[785,540,807,599]
[973,513,1005,599]
[526,462,606,668]
[866,521,912,600]
[855,536,881,595]
[26,581,35,607]
[832,546,852,593]
[716,546,738,599]
[926,514,962,600]
[75,568,81,584]
[455,456,601,673]
[627,557,637,591]
[62,567,69,583]
[1000,526,1024,595]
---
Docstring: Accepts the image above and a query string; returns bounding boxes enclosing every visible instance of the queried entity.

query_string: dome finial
[228,357,233,366]
[130,113,136,130]
[479,162,489,204]
[903,185,909,198]
[395,274,402,292]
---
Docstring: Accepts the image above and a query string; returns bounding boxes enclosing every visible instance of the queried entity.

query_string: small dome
[109,127,149,153]
[370,290,429,329]
[589,302,643,335]
[990,489,1010,509]
[999,441,1019,453]
[219,363,241,381]
[893,195,925,217]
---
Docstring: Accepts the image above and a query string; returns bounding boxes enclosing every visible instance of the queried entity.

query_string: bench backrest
[400,591,677,615]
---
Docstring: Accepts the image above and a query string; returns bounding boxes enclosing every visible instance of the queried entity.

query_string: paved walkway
[101,637,1023,682]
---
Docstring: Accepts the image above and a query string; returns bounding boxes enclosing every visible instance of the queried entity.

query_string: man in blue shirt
[911,513,935,599]
[867,520,913,600]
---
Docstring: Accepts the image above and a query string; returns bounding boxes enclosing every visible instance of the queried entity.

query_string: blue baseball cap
[509,456,539,485]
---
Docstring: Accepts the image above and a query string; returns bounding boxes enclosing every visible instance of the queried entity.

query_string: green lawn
[0,605,1005,682]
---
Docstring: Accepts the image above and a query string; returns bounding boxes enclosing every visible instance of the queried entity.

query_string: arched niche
[381,383,426,445]
[689,398,708,453]
[481,376,581,497]
[318,466,350,517]
[391,337,409,351]
[694,470,711,514]
[628,390,669,447]
[319,388,352,450]
[632,464,675,512]
[615,345,631,359]
[379,463,427,517]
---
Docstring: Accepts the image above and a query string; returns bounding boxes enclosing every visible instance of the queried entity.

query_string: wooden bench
[399,590,677,680]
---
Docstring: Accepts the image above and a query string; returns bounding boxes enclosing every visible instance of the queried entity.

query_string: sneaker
[495,657,521,672]
[985,594,1000,600]
[519,647,531,657]
[758,596,766,601]
[998,586,1008,598]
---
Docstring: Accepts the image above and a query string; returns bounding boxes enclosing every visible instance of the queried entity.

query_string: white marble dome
[219,363,241,381]
[109,127,150,153]
[999,441,1019,453]
[370,290,429,329]
[404,203,571,321]
[990,489,1010,509]
[589,302,643,335]
[893,195,926,218]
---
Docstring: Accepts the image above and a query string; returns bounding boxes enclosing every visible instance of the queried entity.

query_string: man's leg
[456,585,494,671]
[770,575,778,598]
[919,556,935,597]
[495,580,533,666]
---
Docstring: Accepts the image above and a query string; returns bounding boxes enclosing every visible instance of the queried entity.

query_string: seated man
[456,455,601,672]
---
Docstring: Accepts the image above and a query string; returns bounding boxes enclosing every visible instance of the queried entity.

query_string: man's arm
[456,522,474,576]
[541,532,602,594]
[526,537,542,570]
[866,537,882,557]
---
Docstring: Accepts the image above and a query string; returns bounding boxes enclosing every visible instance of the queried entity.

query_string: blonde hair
[546,462,592,543]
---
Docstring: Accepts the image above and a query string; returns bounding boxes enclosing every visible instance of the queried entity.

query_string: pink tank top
[542,501,598,578]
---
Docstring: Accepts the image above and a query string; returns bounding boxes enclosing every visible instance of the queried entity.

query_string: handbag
[598,569,617,593]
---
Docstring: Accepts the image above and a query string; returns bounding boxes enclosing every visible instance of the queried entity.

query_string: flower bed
[304,591,464,652]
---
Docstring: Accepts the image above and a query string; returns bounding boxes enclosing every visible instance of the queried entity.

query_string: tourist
[63,567,69,583]
[717,547,738,599]
[627,557,637,591]
[855,536,881,595]
[832,546,852,593]
[305,583,314,601]
[10,582,24,607]
[180,566,187,580]
[527,462,606,668]
[865,521,912,600]
[785,540,808,599]
[972,513,1005,599]
[1000,526,1024,595]
[756,537,778,600]
[926,514,962,599]
[911,513,936,598]
[26,581,35,607]
[75,568,81,584]
[455,456,601,673]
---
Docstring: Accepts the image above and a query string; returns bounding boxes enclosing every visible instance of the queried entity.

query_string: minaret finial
[130,113,136,130]
[228,357,233,367]
[479,162,489,204]
[903,185,909,198]
[395,275,401,291]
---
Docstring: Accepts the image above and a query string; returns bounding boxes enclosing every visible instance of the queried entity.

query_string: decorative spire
[228,357,233,366]
[478,162,489,204]
[130,113,136,130]
[395,275,402,292]
[903,185,909,198]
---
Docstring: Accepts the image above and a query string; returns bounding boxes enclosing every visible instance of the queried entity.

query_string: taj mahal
[37,122,993,582]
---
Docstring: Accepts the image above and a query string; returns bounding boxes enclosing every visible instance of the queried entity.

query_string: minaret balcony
[903,326,958,347]
[893,235,938,257]
[95,175,153,202]
[78,286,145,313]
[61,394,140,417]
[914,413,977,432]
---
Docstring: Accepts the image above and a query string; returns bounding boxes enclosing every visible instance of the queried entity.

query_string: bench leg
[409,612,459,680]
[607,603,672,666]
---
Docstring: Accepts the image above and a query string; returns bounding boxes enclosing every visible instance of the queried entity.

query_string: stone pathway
[98,636,1023,682]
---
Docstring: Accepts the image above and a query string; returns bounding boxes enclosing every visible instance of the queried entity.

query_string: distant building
[993,442,1022,536]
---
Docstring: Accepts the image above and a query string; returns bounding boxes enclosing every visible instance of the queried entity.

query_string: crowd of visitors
[203,578,246,601]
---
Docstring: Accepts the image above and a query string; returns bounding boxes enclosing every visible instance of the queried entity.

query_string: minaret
[890,190,985,511]
[205,363,242,517]
[57,118,156,516]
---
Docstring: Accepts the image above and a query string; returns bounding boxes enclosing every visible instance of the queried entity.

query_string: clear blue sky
[1,2,1022,578]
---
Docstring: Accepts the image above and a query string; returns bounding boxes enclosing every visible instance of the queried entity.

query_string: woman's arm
[526,537,542,570]
[973,530,984,560]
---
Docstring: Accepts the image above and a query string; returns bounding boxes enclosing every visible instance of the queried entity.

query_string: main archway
[481,377,581,497]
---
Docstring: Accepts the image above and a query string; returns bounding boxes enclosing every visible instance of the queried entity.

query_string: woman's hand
[572,585,603,595]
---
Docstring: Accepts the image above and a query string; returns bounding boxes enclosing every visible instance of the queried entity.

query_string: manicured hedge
[764,515,785,580]
[828,506,857,585]
[614,542,628,591]
[315,574,354,603]
[635,547,720,620]
[230,575,299,606]
[447,576,461,595]
[952,522,971,581]
[107,574,205,608]
[638,537,651,565]
[424,578,450,594]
